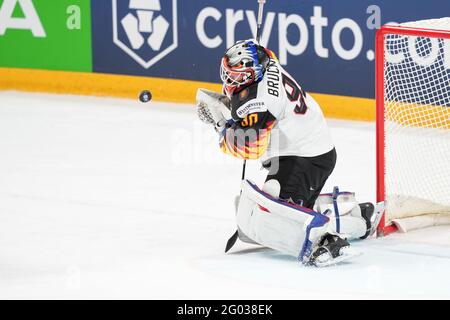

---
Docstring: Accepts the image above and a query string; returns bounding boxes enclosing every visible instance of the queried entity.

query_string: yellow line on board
[385,101,450,129]
[312,93,375,122]
[0,67,375,121]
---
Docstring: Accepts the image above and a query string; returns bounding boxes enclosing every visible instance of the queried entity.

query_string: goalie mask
[220,39,269,98]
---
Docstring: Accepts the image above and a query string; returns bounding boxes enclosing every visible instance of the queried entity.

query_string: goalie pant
[237,180,367,262]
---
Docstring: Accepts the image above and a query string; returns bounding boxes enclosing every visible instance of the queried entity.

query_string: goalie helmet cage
[376,18,450,236]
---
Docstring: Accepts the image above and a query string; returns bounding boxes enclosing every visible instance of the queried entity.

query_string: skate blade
[312,247,363,268]
[368,201,385,237]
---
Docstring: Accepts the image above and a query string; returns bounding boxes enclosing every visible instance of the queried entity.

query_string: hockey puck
[139,90,152,103]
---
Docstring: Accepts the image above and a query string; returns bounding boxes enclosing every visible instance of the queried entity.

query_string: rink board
[0,67,375,121]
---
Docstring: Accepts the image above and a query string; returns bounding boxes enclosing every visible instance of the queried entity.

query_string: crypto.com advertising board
[1,0,450,99]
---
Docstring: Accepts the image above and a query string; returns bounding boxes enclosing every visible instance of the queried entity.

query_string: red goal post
[376,19,450,236]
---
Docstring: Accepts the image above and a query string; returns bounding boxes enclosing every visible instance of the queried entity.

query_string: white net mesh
[383,18,450,229]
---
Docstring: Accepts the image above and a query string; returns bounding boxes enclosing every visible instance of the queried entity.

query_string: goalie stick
[225,0,267,253]
[240,0,266,183]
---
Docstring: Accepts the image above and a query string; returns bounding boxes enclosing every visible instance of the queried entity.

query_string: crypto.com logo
[112,0,178,69]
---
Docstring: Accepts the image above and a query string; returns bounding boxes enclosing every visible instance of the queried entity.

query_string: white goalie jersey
[220,53,334,162]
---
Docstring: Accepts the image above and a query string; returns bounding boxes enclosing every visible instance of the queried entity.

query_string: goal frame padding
[376,24,450,236]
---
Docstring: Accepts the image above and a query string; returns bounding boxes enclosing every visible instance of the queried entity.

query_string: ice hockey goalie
[196,39,377,267]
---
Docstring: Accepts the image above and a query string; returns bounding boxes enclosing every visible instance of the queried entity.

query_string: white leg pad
[236,180,330,260]
[315,192,367,239]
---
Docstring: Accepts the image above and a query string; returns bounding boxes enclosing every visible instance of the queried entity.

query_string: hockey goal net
[376,18,450,235]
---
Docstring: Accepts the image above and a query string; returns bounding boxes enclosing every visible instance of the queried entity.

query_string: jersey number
[241,114,258,127]
[282,74,308,115]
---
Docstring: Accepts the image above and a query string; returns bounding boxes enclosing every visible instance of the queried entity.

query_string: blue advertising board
[91,0,450,99]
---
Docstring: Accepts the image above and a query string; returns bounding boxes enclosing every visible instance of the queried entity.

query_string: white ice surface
[0,91,449,299]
